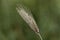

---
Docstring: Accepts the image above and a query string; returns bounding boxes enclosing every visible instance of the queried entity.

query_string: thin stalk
[36,32,43,40]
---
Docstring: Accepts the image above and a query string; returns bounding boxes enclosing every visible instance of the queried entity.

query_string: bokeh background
[0,0,60,40]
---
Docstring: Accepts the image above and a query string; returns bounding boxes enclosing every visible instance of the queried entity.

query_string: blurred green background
[0,0,60,40]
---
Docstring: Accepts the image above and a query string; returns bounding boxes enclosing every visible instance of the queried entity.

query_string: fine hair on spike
[16,4,43,40]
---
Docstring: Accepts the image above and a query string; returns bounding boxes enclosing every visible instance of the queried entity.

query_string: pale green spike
[16,4,43,40]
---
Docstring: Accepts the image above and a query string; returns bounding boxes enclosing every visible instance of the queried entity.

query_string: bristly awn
[16,4,43,40]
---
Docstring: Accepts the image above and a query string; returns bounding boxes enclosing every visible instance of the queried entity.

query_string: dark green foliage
[0,0,60,40]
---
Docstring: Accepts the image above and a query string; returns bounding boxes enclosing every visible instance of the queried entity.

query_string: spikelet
[16,4,43,40]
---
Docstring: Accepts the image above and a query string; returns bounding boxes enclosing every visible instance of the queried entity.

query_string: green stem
[36,33,43,40]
